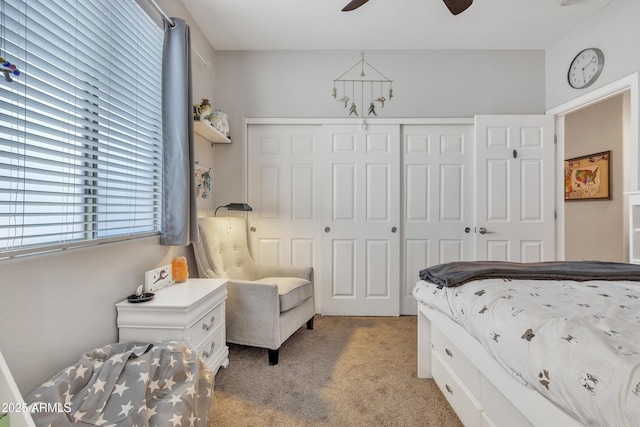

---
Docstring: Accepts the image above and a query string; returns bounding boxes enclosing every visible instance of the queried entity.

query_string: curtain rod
[146,0,176,27]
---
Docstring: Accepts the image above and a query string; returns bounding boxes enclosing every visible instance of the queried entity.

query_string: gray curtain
[161,18,197,246]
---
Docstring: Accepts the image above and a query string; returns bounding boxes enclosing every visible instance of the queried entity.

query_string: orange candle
[172,256,189,282]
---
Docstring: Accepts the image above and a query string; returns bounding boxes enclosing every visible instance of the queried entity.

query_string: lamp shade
[227,203,252,211]
[215,203,253,216]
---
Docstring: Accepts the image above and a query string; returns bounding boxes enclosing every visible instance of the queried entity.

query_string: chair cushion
[255,277,313,312]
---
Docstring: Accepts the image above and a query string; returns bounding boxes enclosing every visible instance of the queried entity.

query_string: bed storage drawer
[480,374,532,427]
[432,326,481,398]
[481,411,497,427]
[432,351,482,427]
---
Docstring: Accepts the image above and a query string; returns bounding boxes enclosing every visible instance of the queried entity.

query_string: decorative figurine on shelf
[368,102,377,116]
[171,256,189,283]
[349,102,358,116]
[208,109,229,136]
[199,98,212,118]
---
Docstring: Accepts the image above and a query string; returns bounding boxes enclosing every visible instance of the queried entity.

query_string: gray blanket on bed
[419,260,640,287]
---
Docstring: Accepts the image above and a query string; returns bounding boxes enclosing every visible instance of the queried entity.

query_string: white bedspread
[413,278,640,426]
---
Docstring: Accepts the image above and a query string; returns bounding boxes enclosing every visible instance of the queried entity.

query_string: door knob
[391,226,397,233]
[479,227,494,234]
[250,226,256,232]
[464,227,471,233]
[324,226,331,233]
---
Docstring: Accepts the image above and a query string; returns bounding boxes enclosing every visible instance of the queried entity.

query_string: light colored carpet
[208,315,462,427]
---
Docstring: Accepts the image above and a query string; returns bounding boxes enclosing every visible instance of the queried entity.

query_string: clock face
[568,48,604,89]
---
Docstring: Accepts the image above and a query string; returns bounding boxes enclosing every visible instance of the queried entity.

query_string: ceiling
[179,0,613,51]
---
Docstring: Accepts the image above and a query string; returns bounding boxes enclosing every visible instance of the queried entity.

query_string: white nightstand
[116,278,229,374]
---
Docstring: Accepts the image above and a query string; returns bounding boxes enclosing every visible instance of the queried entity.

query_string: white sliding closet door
[401,124,475,314]
[321,124,400,316]
[246,124,323,297]
[474,115,556,262]
[245,117,556,316]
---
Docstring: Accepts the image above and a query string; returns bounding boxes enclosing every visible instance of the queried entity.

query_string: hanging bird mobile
[331,52,393,117]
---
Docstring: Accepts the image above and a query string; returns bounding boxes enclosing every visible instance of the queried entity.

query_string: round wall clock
[567,48,604,89]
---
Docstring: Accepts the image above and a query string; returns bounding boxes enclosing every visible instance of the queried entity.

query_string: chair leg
[268,348,279,365]
[306,317,314,330]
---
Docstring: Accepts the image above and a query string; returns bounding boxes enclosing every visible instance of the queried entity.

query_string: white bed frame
[417,303,583,427]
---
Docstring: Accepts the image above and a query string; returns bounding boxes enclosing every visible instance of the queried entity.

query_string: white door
[402,124,474,314]
[474,115,556,262]
[246,124,323,279]
[321,124,400,316]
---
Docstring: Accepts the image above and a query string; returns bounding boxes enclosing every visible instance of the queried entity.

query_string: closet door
[321,124,400,316]
[474,115,556,262]
[402,124,474,314]
[246,124,323,288]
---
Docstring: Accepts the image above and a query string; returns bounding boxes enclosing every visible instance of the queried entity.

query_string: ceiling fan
[342,0,473,15]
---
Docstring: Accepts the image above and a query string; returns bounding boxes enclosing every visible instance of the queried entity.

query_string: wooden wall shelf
[194,117,231,144]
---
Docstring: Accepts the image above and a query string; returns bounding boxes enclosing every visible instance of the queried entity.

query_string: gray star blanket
[25,341,214,426]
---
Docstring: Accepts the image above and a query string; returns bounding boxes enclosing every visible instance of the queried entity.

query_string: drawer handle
[445,348,453,357]
[202,341,216,358]
[445,384,453,394]
[202,315,216,331]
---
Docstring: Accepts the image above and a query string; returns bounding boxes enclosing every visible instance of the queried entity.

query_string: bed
[413,260,640,427]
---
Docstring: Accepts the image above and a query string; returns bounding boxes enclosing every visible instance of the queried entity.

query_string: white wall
[545,0,640,110]
[212,49,546,204]
[0,0,216,395]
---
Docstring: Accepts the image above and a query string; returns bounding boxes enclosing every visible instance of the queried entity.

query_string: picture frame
[145,264,172,293]
[194,162,213,200]
[564,150,611,201]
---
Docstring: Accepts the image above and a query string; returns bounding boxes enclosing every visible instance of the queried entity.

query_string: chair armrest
[256,264,314,283]
[225,280,281,349]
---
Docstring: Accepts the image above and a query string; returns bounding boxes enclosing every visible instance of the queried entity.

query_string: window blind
[0,0,164,257]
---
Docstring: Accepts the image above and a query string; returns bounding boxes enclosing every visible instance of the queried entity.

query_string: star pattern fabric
[25,341,214,426]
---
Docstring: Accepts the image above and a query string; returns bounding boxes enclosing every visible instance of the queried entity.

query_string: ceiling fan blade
[443,0,473,15]
[342,0,370,12]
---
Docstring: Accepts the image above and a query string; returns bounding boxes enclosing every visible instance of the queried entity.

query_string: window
[0,0,163,257]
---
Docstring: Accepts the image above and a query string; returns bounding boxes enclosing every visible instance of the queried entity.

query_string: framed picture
[194,163,213,199]
[564,150,611,201]
[145,264,172,293]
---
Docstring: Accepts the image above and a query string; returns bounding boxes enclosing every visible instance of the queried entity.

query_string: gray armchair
[192,216,315,365]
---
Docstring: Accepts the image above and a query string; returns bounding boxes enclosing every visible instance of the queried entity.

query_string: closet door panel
[291,238,315,268]
[258,165,281,219]
[322,124,400,316]
[247,124,323,312]
[291,165,315,220]
[520,160,543,221]
[406,164,429,221]
[486,159,509,221]
[332,239,357,297]
[475,115,555,262]
[402,124,474,314]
